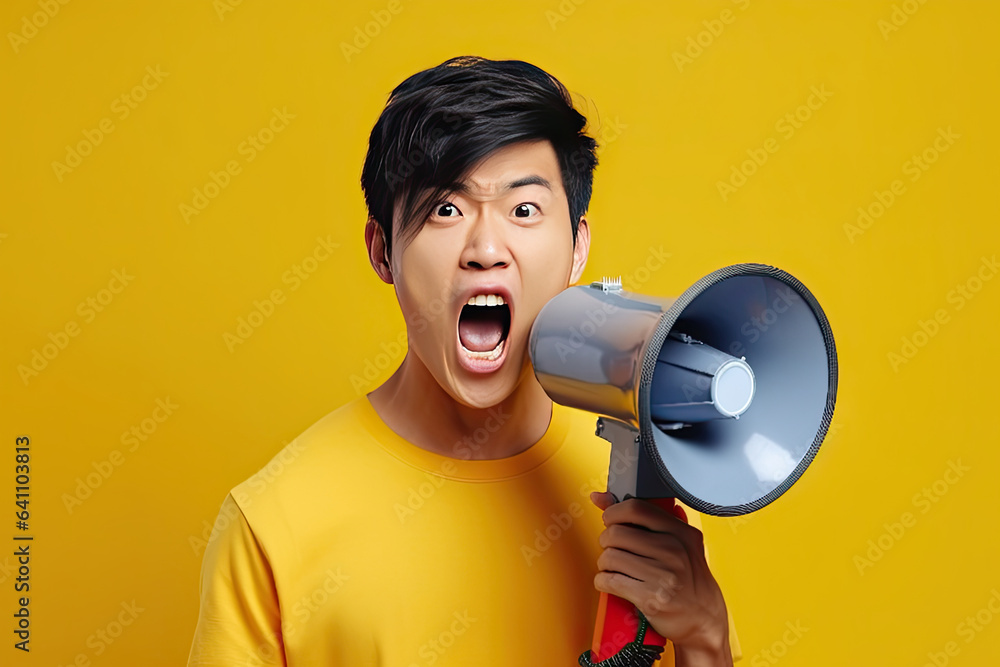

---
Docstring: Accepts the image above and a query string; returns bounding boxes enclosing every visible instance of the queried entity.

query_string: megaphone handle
[586,497,684,663]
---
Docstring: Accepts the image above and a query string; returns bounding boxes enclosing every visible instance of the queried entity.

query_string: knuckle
[605,524,626,542]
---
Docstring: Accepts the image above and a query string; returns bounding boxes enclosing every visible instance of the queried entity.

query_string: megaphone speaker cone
[529,264,838,517]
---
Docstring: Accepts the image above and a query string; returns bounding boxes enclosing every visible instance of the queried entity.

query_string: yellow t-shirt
[187,397,742,665]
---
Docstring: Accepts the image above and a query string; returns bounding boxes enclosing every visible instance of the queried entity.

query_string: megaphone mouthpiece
[650,332,756,427]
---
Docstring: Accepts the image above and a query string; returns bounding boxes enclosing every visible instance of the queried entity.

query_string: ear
[365,218,393,285]
[569,216,591,285]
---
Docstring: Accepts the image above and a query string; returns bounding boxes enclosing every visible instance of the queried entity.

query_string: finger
[602,498,703,557]
[596,546,655,585]
[594,550,685,614]
[599,523,689,569]
[603,497,682,532]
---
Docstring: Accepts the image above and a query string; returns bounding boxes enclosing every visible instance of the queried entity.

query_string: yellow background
[3,0,998,664]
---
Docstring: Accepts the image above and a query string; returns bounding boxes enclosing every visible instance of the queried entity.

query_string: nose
[459,212,512,270]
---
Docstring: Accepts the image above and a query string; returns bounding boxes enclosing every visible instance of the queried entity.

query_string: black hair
[360,55,599,259]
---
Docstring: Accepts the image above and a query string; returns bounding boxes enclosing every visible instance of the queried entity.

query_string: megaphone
[528,263,838,665]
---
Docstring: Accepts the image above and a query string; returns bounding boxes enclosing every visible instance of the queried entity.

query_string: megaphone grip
[582,497,684,665]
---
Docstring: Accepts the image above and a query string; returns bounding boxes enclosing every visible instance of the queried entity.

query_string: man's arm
[187,493,285,667]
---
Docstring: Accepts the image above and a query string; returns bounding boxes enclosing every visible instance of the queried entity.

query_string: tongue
[459,309,504,352]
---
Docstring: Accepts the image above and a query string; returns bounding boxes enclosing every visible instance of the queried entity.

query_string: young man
[188,55,741,666]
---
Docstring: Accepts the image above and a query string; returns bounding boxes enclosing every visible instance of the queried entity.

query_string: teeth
[461,338,505,361]
[466,294,506,306]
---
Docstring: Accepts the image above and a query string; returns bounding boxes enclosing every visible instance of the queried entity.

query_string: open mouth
[458,295,512,363]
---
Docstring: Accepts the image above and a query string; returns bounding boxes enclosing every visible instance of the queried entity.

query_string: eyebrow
[447,175,552,196]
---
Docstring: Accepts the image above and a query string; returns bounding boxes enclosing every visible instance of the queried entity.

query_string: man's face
[385,139,589,408]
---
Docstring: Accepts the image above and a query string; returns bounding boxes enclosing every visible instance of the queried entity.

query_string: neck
[367,351,553,461]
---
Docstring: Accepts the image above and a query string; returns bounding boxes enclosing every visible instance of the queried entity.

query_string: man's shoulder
[228,397,376,519]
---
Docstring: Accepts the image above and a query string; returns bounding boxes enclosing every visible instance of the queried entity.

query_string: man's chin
[447,352,531,410]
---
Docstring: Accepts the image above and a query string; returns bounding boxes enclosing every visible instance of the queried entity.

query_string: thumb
[589,491,617,511]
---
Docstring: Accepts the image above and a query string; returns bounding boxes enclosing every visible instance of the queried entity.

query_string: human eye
[433,202,462,218]
[512,203,541,218]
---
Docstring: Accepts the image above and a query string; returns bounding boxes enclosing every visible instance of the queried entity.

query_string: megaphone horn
[529,263,839,663]
[530,262,837,516]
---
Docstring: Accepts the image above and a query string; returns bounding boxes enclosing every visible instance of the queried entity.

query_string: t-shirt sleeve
[187,493,286,666]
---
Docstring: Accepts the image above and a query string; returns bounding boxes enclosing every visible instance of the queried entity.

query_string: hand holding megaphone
[528,263,838,664]
[586,490,732,665]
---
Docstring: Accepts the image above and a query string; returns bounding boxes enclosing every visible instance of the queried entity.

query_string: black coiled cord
[578,610,665,667]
